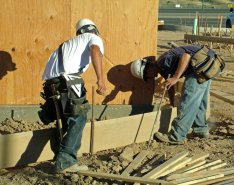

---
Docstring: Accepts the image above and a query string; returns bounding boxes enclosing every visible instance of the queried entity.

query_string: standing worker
[226,7,234,28]
[41,18,106,173]
[130,45,224,144]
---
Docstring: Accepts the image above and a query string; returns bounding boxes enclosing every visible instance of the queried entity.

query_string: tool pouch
[69,95,90,117]
[38,82,58,124]
[60,77,90,117]
[61,90,90,117]
[191,46,225,83]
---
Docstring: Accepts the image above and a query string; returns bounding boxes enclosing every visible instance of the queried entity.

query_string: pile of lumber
[78,151,234,185]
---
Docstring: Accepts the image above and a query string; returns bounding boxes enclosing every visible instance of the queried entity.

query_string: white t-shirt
[42,33,104,80]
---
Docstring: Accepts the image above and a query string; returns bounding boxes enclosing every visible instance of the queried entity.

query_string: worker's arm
[165,53,191,89]
[90,45,106,95]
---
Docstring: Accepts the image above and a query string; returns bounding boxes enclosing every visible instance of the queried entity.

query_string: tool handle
[90,86,95,155]
[49,84,63,142]
[147,74,171,149]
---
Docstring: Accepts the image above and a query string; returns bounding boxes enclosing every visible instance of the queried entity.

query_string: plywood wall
[0,0,158,105]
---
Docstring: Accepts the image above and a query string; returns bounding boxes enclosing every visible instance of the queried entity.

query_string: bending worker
[41,18,106,173]
[130,45,224,144]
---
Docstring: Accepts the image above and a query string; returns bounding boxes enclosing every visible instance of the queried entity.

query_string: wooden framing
[0,107,177,169]
[184,34,234,45]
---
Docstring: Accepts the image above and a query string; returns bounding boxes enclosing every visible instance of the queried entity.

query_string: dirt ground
[0,30,234,185]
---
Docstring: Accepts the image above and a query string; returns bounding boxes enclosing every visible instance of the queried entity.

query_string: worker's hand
[96,80,106,96]
[165,77,179,90]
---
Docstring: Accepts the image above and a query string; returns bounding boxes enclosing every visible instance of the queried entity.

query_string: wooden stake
[159,157,192,177]
[90,86,95,154]
[167,167,234,181]
[168,160,206,177]
[204,16,207,36]
[186,153,209,165]
[185,159,222,173]
[200,162,227,171]
[197,14,200,36]
[121,150,149,176]
[143,151,188,179]
[140,154,166,175]
[174,174,224,185]
[218,16,222,37]
[198,175,234,185]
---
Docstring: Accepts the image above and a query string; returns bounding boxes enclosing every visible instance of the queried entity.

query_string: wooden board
[0,0,158,105]
[210,90,234,105]
[143,151,189,179]
[121,150,149,176]
[93,107,177,152]
[0,125,91,169]
[77,170,172,185]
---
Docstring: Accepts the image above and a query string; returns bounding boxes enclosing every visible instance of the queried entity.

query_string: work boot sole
[154,132,185,145]
[56,164,88,173]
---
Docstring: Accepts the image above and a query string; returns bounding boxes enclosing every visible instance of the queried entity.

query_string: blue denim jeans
[170,73,211,142]
[55,113,87,171]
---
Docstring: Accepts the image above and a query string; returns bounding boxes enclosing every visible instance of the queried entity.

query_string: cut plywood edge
[0,107,177,169]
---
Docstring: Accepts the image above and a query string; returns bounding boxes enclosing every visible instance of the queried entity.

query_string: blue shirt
[156,45,201,78]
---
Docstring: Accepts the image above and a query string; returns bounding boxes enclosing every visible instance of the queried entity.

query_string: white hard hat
[130,58,148,80]
[76,18,99,35]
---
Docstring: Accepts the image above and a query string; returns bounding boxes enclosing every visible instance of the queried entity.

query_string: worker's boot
[189,131,210,139]
[58,164,88,173]
[154,132,186,145]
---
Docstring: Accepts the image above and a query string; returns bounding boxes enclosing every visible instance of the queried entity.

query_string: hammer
[50,84,63,142]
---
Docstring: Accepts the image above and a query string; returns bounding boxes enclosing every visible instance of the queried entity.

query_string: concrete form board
[0,129,55,168]
[0,125,91,169]
[0,107,177,169]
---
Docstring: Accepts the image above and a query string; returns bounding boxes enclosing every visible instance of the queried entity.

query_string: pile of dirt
[0,118,55,135]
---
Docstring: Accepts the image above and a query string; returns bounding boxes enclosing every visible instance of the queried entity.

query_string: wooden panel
[71,0,158,104]
[0,0,71,104]
[0,0,158,105]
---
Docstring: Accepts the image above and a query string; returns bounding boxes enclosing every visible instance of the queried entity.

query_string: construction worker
[130,45,223,144]
[41,18,106,173]
[226,7,234,28]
